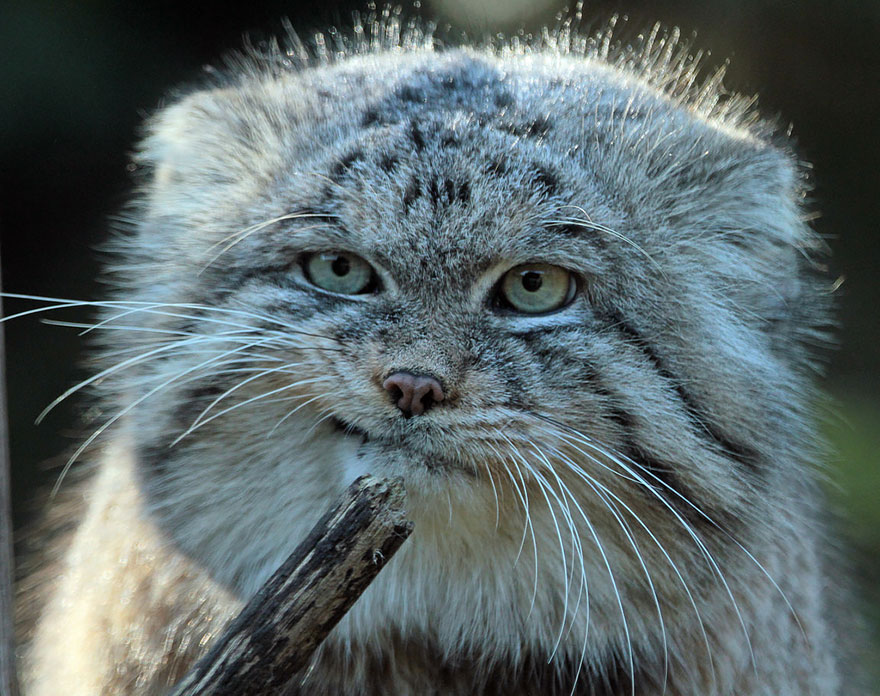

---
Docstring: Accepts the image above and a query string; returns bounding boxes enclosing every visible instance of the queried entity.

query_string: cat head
[101,41,829,659]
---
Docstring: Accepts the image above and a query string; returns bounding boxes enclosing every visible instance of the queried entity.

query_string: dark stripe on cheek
[137,442,172,476]
[168,381,229,442]
[602,310,762,475]
[514,332,637,431]
[620,444,713,528]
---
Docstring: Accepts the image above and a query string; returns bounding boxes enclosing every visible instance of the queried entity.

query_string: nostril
[382,371,445,417]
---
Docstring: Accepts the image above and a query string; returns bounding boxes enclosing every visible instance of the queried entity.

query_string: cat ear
[135,88,286,214]
[649,129,828,342]
[139,91,233,189]
[631,124,801,245]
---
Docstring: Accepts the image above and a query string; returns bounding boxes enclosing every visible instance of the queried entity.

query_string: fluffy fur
[21,13,842,695]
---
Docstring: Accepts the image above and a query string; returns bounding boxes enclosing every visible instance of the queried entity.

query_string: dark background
[2,0,878,688]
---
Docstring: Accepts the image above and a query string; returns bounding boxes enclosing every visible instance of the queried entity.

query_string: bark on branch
[169,474,412,696]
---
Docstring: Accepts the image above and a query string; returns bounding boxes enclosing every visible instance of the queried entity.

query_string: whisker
[504,437,574,646]
[173,373,332,444]
[542,437,714,690]
[531,413,758,673]
[530,462,635,696]
[200,211,337,271]
[551,207,667,278]
[50,338,275,497]
[180,359,316,434]
[268,390,336,435]
[299,405,342,439]
[36,332,274,424]
[488,443,540,611]
[2,293,342,344]
[539,441,671,693]
[516,441,584,654]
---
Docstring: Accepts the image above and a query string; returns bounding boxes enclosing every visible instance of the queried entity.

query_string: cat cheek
[339,435,373,482]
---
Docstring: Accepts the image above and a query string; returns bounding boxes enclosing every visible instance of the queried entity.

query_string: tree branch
[170,474,412,696]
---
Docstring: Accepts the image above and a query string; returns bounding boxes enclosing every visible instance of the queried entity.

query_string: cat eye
[303,251,377,295]
[497,264,576,314]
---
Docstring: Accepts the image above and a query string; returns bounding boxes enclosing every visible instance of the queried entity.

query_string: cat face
[104,49,825,662]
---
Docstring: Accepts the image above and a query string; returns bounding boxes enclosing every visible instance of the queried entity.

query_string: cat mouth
[330,417,372,444]
[328,416,466,475]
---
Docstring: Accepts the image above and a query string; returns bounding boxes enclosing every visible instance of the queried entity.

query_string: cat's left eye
[496,264,576,314]
[303,251,377,295]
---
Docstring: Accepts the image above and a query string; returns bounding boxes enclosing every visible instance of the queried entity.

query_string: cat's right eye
[302,251,377,295]
[496,263,576,314]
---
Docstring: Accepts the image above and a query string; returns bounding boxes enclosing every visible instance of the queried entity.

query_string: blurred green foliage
[824,395,880,692]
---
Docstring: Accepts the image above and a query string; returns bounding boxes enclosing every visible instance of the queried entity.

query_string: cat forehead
[289,49,674,125]
[145,45,789,276]
[262,49,763,221]
[221,53,633,277]
[297,135,609,266]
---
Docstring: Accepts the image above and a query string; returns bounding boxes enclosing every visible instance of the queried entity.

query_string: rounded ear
[659,135,802,244]
[135,87,289,216]
[658,131,828,349]
[138,91,238,189]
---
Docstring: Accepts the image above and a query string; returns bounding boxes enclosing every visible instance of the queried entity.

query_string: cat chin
[327,414,479,483]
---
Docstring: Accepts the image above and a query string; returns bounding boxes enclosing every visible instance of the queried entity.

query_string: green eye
[498,264,575,314]
[303,251,376,295]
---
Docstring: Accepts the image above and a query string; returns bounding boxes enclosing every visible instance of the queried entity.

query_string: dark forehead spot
[403,178,421,213]
[409,119,426,151]
[361,107,382,127]
[440,129,459,147]
[498,115,553,138]
[426,178,440,206]
[493,90,515,108]
[548,222,609,248]
[484,155,509,178]
[531,164,559,196]
[396,84,426,104]
[379,154,399,173]
[330,149,366,182]
[425,176,471,209]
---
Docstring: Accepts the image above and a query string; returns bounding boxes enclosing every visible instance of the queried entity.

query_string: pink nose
[382,372,445,417]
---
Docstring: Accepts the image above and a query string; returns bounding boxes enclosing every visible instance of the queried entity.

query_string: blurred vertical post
[0,250,20,695]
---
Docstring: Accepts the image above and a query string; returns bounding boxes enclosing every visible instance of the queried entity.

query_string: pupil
[331,256,351,276]
[521,271,542,292]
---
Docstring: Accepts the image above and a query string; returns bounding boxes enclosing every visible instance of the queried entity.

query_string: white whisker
[174,373,333,444]
[532,413,757,674]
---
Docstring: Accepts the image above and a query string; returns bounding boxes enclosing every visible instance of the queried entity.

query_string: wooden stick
[170,474,412,696]
[0,260,21,696]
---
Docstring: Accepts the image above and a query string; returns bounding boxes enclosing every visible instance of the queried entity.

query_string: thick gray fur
[20,12,849,696]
